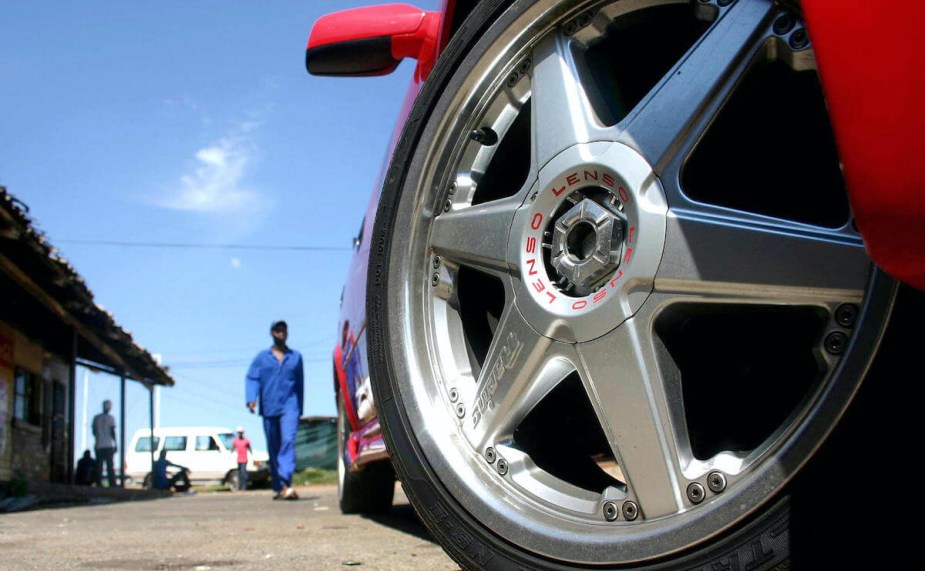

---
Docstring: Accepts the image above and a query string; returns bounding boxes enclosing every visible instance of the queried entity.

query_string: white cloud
[230,257,242,269]
[155,121,268,215]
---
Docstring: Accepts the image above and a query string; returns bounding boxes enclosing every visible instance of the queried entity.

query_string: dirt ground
[0,483,458,570]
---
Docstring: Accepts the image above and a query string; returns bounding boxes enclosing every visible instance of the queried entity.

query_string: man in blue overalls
[246,320,304,500]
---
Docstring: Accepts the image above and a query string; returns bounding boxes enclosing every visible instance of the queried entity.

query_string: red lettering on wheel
[531,213,543,230]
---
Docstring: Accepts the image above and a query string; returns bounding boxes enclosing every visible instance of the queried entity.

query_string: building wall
[0,322,13,481]
[0,320,70,483]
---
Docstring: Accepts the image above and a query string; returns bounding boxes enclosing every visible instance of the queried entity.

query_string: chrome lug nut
[433,256,441,269]
[443,199,452,213]
[496,458,508,476]
[622,501,639,521]
[448,387,458,402]
[455,403,466,418]
[431,273,440,287]
[603,501,619,522]
[707,472,727,494]
[835,304,858,328]
[448,181,456,195]
[825,331,848,355]
[485,447,496,464]
[687,482,706,504]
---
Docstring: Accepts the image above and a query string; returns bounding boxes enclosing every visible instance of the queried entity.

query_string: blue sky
[1,0,436,455]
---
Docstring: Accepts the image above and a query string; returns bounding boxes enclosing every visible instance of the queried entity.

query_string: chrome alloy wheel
[377,0,895,565]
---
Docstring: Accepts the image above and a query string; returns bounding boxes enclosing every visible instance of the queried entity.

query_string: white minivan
[126,426,270,490]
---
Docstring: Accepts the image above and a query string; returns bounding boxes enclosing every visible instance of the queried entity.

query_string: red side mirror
[305,3,440,79]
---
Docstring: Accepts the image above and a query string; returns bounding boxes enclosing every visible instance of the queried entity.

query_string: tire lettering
[566,173,579,186]
[623,247,633,265]
[546,291,557,304]
[583,170,598,181]
[552,185,566,197]
[531,213,543,230]
[602,173,615,188]
[572,300,587,310]
[526,258,538,276]
[526,237,536,254]
[532,279,545,293]
[628,226,635,243]
[593,289,607,303]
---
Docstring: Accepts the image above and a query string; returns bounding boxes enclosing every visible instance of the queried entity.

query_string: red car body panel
[803,0,925,290]
[324,0,925,472]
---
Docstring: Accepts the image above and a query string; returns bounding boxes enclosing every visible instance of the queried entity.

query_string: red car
[310,1,923,568]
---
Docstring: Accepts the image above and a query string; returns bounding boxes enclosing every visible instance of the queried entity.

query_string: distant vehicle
[125,427,270,490]
[295,416,337,471]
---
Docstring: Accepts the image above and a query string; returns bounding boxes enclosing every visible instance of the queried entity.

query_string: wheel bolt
[835,304,858,328]
[431,273,440,287]
[485,447,496,464]
[496,458,508,476]
[518,58,532,75]
[707,472,727,494]
[789,28,809,49]
[563,20,578,36]
[773,14,795,35]
[433,256,441,269]
[448,387,458,402]
[577,11,593,28]
[507,72,520,88]
[443,199,452,213]
[622,501,639,521]
[448,181,456,195]
[603,501,619,521]
[455,402,466,418]
[825,331,848,355]
[687,482,705,504]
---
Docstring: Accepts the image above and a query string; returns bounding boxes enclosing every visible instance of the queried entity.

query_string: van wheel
[142,473,152,490]
[338,398,395,514]
[226,470,242,492]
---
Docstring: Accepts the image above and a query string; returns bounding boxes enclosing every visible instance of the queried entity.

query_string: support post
[67,330,77,484]
[119,372,126,487]
[149,384,155,482]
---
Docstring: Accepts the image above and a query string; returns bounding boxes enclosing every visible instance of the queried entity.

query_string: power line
[52,238,352,252]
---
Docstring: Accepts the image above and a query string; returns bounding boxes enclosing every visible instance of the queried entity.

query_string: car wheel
[226,469,241,492]
[337,397,395,514]
[367,0,896,567]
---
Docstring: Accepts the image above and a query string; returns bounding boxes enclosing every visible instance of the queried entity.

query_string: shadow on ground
[362,503,439,545]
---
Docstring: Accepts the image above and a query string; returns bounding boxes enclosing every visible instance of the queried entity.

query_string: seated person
[75,450,96,486]
[152,449,190,491]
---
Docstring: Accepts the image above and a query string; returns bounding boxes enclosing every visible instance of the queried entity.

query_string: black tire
[226,469,241,492]
[142,473,152,490]
[337,397,395,514]
[366,0,899,568]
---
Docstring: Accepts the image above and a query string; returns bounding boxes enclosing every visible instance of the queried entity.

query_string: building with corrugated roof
[0,186,173,484]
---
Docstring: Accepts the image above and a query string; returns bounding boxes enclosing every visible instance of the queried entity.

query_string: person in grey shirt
[92,400,117,487]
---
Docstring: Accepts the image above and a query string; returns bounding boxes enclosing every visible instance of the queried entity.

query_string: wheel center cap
[550,197,626,297]
[508,142,668,343]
